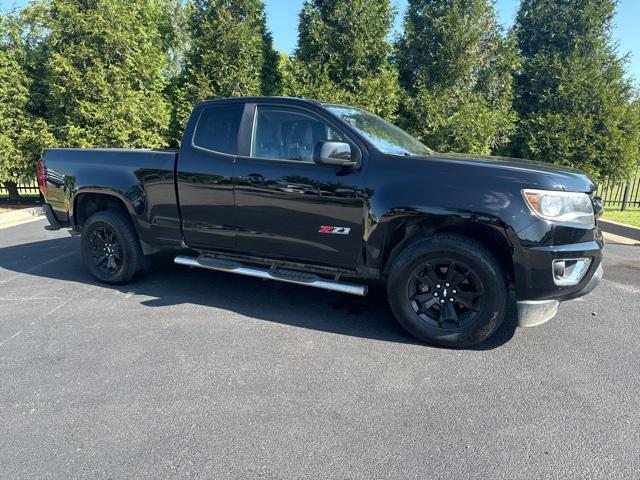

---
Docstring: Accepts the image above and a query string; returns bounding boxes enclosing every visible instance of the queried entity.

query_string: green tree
[170,0,279,145]
[282,0,400,120]
[261,29,282,97]
[397,0,518,154]
[43,0,171,149]
[158,0,189,82]
[0,9,52,201]
[512,0,640,180]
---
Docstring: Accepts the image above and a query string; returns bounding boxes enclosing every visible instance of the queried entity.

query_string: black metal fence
[0,179,40,196]
[598,169,640,211]
[3,171,640,210]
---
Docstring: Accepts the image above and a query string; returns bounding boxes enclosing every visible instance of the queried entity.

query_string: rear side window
[193,104,244,155]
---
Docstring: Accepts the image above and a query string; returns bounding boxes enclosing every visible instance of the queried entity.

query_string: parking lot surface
[1,219,639,479]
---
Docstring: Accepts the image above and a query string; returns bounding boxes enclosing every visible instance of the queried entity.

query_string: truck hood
[426,152,597,193]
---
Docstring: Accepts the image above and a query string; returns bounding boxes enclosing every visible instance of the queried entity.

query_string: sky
[1,0,639,82]
[265,0,639,82]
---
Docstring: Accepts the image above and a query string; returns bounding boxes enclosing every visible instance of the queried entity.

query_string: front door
[234,105,368,268]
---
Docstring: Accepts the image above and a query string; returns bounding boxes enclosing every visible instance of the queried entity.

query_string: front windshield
[325,105,433,157]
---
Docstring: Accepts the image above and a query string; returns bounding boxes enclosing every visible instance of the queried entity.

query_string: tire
[386,234,508,347]
[81,210,147,285]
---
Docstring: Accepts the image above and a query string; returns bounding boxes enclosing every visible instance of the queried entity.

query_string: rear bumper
[42,203,61,230]
[517,263,603,327]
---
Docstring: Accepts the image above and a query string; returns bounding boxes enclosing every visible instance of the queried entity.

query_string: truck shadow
[0,235,517,350]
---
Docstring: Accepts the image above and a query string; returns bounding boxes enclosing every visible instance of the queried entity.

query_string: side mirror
[313,141,356,167]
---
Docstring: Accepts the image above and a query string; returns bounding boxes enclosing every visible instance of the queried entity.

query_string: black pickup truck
[39,96,604,346]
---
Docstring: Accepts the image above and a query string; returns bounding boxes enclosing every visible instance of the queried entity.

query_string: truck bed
[43,148,181,246]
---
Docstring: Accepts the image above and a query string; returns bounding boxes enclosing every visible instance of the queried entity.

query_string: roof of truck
[198,96,323,106]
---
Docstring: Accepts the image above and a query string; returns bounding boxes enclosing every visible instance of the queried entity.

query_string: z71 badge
[319,226,351,235]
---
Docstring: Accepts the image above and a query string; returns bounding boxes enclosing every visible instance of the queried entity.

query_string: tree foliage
[282,0,400,120]
[397,0,518,154]
[42,0,171,149]
[0,9,53,200]
[512,0,640,180]
[169,0,279,145]
[261,29,282,97]
[158,0,190,82]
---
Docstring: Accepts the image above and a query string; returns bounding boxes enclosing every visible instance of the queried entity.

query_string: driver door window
[250,107,344,162]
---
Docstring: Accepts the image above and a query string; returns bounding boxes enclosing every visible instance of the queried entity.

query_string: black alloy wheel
[386,234,508,347]
[408,258,485,330]
[81,210,148,285]
[89,226,123,275]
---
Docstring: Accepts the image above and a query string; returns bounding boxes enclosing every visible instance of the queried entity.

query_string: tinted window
[251,107,344,162]
[193,104,244,155]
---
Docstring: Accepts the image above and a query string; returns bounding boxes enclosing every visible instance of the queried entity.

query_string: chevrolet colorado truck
[38,97,604,347]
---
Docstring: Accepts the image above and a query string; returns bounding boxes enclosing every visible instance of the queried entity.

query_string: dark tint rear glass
[193,104,244,155]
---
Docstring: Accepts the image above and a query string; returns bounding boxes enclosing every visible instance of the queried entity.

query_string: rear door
[233,103,368,268]
[176,102,244,250]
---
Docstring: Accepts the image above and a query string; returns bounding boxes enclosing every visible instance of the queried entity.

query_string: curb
[599,219,640,243]
[0,207,44,229]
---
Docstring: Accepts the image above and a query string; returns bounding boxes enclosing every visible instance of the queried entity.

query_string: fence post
[621,179,631,212]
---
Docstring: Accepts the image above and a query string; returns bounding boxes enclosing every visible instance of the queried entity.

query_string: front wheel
[81,210,147,285]
[386,234,508,347]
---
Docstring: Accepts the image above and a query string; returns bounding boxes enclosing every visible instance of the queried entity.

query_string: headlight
[522,189,595,226]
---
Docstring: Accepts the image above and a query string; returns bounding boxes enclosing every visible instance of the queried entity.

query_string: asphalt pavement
[1,219,639,479]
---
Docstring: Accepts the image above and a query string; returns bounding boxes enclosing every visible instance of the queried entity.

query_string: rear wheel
[81,210,147,285]
[386,234,508,347]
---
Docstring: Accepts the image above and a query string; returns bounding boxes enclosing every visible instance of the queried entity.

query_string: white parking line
[0,287,94,348]
[0,296,65,301]
[605,279,640,295]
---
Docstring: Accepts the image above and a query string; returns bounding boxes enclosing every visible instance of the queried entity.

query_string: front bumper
[514,237,604,301]
[559,262,603,301]
[517,263,603,327]
[510,211,604,328]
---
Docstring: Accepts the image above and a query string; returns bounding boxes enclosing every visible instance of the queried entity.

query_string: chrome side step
[174,255,368,297]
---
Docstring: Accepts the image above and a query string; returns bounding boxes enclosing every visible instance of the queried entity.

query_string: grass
[0,193,40,200]
[603,209,640,228]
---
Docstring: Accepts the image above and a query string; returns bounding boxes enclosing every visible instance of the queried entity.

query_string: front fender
[364,206,517,275]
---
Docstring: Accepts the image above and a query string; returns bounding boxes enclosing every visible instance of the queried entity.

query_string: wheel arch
[378,215,516,284]
[73,190,134,229]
